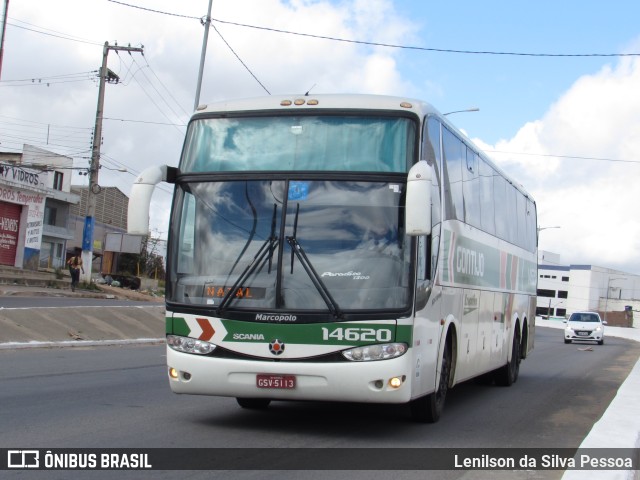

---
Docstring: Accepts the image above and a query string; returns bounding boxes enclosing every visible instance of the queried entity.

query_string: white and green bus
[129,94,537,422]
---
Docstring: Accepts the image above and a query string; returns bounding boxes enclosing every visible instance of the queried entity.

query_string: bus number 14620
[321,327,392,342]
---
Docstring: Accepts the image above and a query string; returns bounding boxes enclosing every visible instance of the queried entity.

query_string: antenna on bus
[304,84,317,96]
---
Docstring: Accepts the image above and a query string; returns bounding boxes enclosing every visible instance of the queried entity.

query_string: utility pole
[194,0,213,110]
[0,0,9,79]
[81,41,143,284]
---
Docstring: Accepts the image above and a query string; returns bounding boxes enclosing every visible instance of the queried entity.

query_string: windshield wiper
[286,203,343,319]
[216,204,279,315]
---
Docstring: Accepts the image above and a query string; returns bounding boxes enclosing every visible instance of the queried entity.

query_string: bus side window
[442,127,464,221]
[479,158,496,235]
[177,193,196,274]
[417,234,438,282]
[463,148,480,228]
[424,116,442,228]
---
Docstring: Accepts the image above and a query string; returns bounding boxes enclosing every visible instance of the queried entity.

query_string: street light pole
[537,226,561,233]
[443,107,479,116]
[194,0,213,111]
[536,225,560,244]
[0,0,9,79]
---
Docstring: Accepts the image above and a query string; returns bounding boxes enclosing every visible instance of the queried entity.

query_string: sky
[1,0,640,273]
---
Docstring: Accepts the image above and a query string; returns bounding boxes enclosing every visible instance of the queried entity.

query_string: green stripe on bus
[441,229,536,293]
[395,324,413,344]
[171,317,191,336]
[221,320,398,346]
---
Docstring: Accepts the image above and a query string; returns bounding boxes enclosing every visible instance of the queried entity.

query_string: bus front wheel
[410,339,452,423]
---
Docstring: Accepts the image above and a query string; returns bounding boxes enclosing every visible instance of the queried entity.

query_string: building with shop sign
[0,145,80,270]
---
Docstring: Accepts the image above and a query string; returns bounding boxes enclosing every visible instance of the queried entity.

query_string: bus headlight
[341,343,408,362]
[167,335,216,355]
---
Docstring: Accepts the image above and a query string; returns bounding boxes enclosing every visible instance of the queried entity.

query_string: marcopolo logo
[255,313,297,322]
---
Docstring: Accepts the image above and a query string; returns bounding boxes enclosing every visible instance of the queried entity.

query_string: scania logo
[269,339,285,355]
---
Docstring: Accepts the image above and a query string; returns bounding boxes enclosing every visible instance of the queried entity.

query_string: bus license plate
[257,374,296,389]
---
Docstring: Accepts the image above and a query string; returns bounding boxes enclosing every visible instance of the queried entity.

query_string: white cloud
[0,0,416,242]
[4,1,640,276]
[475,48,640,273]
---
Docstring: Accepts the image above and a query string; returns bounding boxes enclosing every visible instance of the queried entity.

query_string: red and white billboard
[0,201,22,266]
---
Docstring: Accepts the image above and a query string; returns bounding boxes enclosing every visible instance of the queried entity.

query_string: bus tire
[236,398,271,409]
[410,337,452,423]
[495,328,520,387]
[520,322,529,360]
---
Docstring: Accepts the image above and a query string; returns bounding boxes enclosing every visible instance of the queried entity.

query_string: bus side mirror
[405,161,432,236]
[128,165,177,235]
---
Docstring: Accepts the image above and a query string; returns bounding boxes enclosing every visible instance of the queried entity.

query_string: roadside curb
[535,318,640,480]
[0,338,164,350]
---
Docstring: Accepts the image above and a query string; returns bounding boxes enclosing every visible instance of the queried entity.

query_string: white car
[564,311,606,345]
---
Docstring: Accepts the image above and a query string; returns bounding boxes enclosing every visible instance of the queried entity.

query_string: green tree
[117,236,166,279]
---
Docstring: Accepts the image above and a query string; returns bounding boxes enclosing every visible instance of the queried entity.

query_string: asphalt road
[1,327,638,480]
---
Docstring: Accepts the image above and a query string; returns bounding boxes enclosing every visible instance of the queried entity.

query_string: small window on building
[556,308,567,317]
[537,289,555,298]
[562,276,569,282]
[557,291,568,299]
[44,206,57,226]
[53,171,63,191]
[536,307,551,316]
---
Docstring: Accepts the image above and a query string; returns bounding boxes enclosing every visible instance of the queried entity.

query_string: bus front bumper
[166,347,413,404]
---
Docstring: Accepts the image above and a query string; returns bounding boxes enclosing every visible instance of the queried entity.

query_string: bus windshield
[168,179,412,318]
[181,115,415,173]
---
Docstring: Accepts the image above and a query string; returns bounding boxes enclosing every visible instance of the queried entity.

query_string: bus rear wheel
[236,398,271,409]
[410,339,451,423]
[495,329,520,387]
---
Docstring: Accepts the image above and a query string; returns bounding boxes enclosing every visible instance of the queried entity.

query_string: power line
[128,54,190,125]
[212,17,640,58]
[106,0,640,58]
[0,115,93,131]
[126,64,187,136]
[107,0,198,20]
[0,70,98,83]
[103,117,186,127]
[140,56,191,119]
[0,116,93,155]
[6,20,104,46]
[486,150,640,164]
[100,152,174,197]
[3,111,639,166]
[0,78,95,87]
[211,23,270,95]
